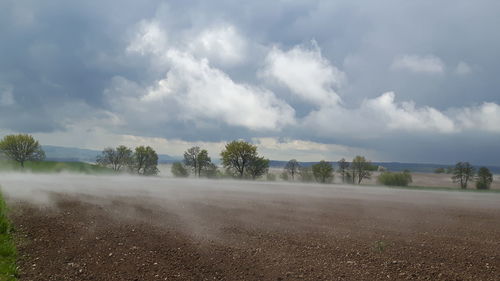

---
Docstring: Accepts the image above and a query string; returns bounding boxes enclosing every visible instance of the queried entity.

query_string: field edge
[0,188,18,281]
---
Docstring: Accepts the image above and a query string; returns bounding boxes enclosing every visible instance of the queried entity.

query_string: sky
[1,0,500,165]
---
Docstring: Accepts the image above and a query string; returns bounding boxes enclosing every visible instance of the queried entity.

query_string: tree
[452,162,475,189]
[337,158,350,183]
[184,147,214,177]
[351,156,372,184]
[284,159,300,181]
[476,167,493,190]
[220,140,258,178]
[196,150,212,177]
[171,162,189,177]
[312,160,334,183]
[96,145,132,172]
[184,146,200,176]
[133,146,159,175]
[246,156,270,180]
[0,134,45,167]
[299,166,314,182]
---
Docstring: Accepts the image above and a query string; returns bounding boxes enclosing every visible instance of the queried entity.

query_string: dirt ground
[3,175,500,281]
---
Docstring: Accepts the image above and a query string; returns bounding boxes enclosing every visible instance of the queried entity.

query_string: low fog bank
[1,173,499,210]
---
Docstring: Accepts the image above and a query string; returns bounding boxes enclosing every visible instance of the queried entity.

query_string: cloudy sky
[1,0,500,164]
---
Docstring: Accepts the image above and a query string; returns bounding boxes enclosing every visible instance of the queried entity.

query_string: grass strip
[0,190,18,281]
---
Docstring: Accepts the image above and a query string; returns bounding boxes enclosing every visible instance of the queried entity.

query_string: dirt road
[2,174,499,280]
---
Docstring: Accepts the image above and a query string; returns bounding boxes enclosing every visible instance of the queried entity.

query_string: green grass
[386,185,500,193]
[0,191,17,281]
[0,159,112,174]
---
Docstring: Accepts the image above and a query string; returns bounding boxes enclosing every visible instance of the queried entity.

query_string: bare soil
[7,180,500,281]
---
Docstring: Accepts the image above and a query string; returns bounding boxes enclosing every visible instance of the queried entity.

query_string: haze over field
[2,173,499,280]
[1,1,500,165]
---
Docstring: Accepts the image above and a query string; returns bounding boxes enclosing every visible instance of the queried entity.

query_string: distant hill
[42,145,178,164]
[269,160,500,174]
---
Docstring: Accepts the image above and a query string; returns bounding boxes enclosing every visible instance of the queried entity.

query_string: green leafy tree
[312,160,334,183]
[132,146,159,175]
[246,156,270,180]
[220,140,258,178]
[452,162,475,189]
[476,167,493,190]
[96,145,133,172]
[0,134,45,167]
[337,158,350,183]
[183,147,214,177]
[284,159,300,181]
[171,162,189,177]
[197,150,213,176]
[351,156,372,184]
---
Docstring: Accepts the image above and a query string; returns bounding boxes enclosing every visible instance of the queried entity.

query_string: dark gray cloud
[1,0,499,164]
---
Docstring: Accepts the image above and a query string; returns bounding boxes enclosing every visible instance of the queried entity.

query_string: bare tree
[96,145,133,172]
[337,158,350,183]
[351,156,372,184]
[452,162,475,189]
[284,159,300,181]
[184,146,201,176]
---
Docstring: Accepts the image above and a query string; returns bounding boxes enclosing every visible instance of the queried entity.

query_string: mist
[0,173,500,235]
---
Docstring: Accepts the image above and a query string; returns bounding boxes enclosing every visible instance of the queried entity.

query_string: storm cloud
[1,0,500,164]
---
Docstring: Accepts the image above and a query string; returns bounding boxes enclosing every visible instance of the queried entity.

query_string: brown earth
[5,179,500,281]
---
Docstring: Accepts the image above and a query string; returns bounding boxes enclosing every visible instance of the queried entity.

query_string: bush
[434,167,445,174]
[476,167,493,190]
[280,171,289,181]
[171,162,189,177]
[266,173,277,181]
[378,171,412,186]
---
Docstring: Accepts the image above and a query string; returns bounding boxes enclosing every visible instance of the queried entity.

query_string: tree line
[96,145,159,175]
[281,156,378,184]
[171,140,270,179]
[0,134,495,189]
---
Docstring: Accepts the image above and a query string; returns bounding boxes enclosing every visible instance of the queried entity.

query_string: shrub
[266,173,277,181]
[476,167,493,190]
[171,162,189,177]
[434,167,445,174]
[279,171,289,181]
[378,171,412,186]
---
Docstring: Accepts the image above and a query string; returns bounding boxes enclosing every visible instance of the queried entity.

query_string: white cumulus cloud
[187,25,247,66]
[361,92,456,133]
[454,102,500,133]
[108,22,295,132]
[261,42,345,106]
